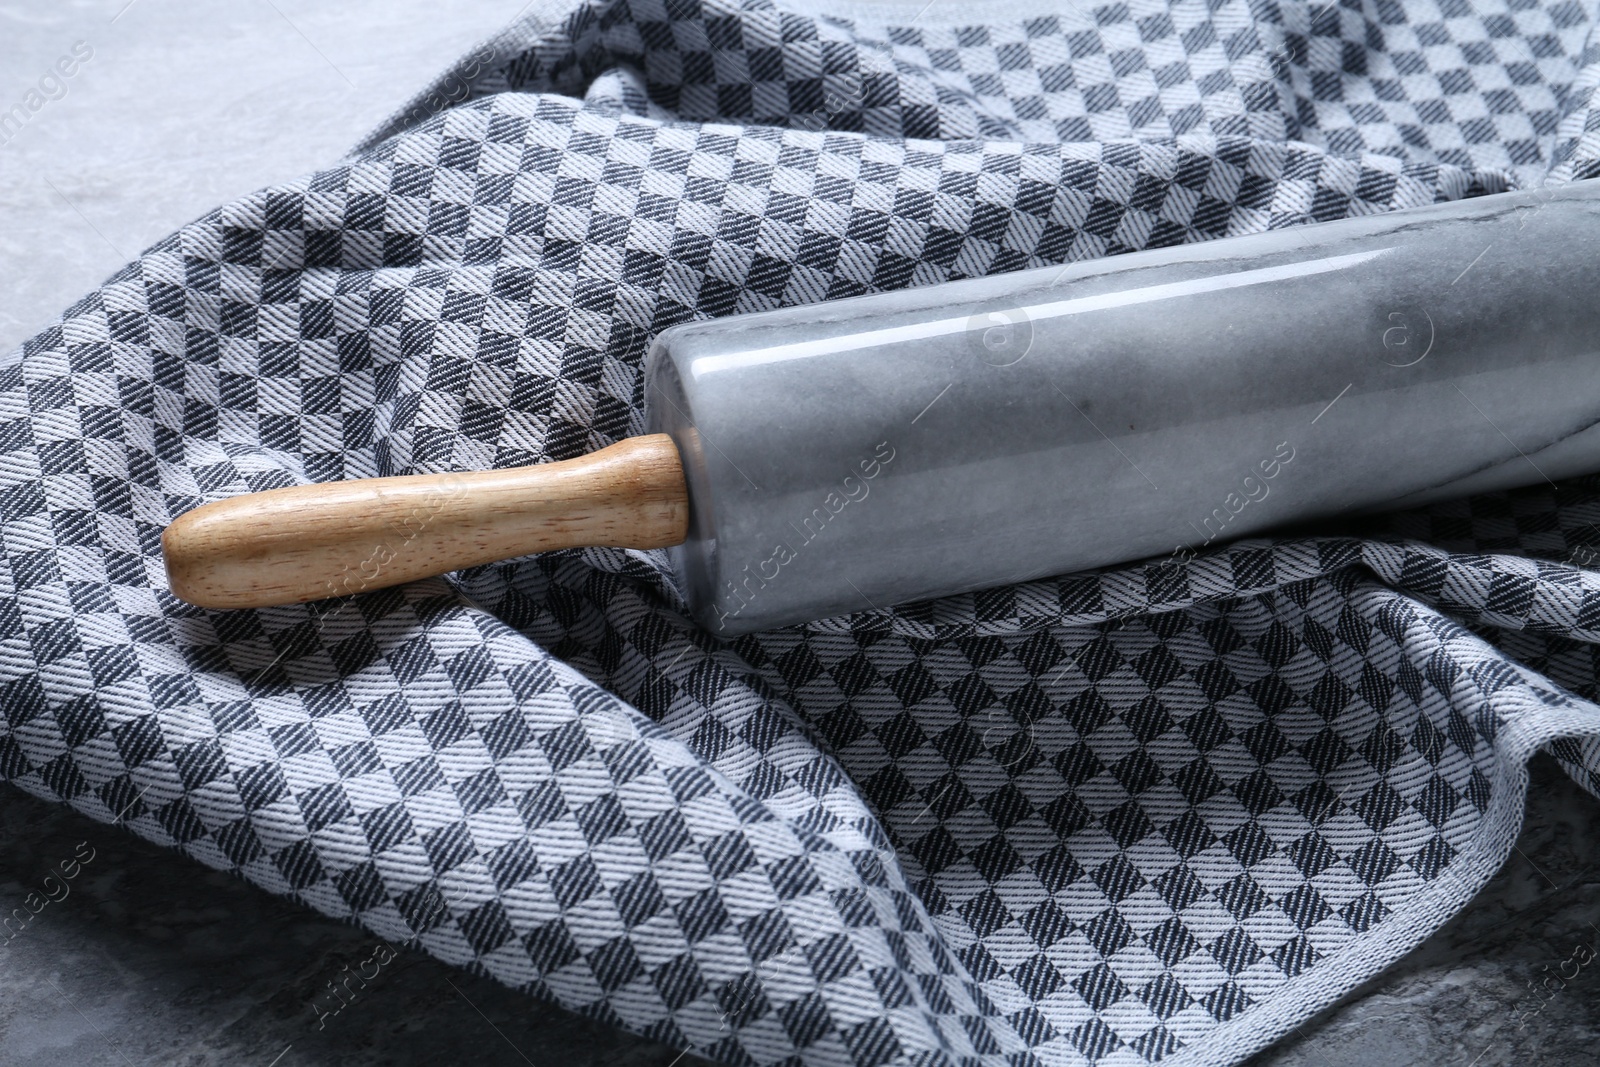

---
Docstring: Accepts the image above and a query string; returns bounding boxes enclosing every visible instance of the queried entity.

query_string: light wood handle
[162,435,689,610]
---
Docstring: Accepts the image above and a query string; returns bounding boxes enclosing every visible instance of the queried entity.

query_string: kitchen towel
[5,1,1600,1064]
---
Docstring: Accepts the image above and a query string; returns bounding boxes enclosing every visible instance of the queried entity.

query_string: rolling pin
[163,181,1600,635]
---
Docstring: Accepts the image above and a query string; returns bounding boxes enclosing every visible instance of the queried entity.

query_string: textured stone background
[3,2,1599,1064]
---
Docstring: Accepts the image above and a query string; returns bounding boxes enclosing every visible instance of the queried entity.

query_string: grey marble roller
[163,182,1600,632]
[647,181,1600,635]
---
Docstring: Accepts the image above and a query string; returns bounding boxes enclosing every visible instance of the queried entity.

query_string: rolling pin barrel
[647,181,1600,634]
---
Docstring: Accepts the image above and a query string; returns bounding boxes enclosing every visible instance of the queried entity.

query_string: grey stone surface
[0,0,520,357]
[2,2,1599,1065]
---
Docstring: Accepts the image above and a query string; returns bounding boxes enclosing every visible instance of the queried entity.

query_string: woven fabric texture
[7,1,1600,1064]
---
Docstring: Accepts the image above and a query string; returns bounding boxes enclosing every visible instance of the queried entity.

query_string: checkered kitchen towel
[8,0,1600,1064]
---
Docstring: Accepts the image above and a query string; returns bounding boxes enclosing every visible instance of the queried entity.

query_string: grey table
[2,2,1598,1064]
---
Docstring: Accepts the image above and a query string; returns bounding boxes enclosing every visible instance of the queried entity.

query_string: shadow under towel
[8,1,1600,1065]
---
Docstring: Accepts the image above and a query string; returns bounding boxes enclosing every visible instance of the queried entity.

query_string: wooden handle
[162,435,689,610]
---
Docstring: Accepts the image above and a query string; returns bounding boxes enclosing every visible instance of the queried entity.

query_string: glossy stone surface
[648,183,1600,634]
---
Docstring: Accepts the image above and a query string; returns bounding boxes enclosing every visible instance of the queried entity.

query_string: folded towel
[6,1,1600,1065]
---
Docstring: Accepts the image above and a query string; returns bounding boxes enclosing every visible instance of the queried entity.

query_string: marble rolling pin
[163,181,1600,635]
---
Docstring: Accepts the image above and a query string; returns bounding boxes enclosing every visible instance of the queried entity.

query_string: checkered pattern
[7,1,1600,1065]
